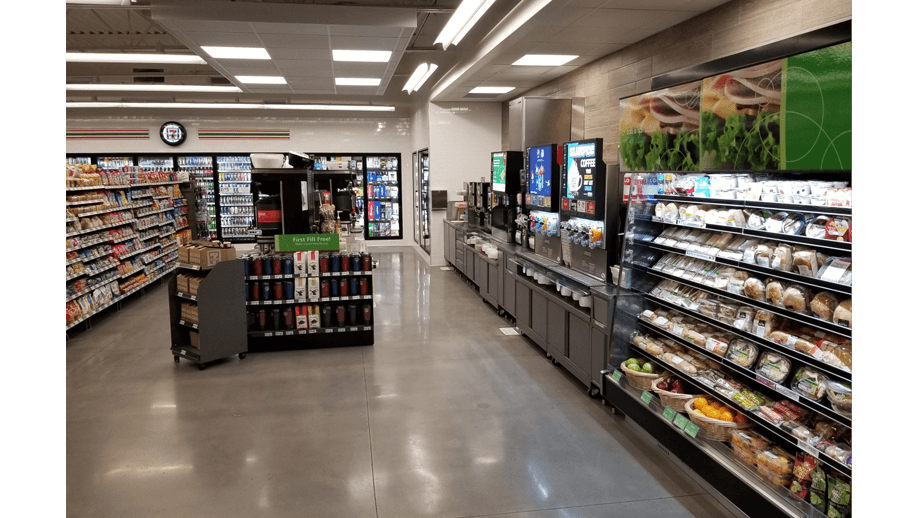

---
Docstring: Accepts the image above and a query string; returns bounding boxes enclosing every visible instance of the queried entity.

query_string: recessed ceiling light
[332,50,392,63]
[201,46,271,60]
[512,54,578,66]
[66,84,243,93]
[65,102,396,112]
[470,86,515,94]
[235,76,287,84]
[335,78,382,86]
[403,63,438,93]
[65,52,207,65]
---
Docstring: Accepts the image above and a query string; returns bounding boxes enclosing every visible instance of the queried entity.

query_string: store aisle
[67,247,740,518]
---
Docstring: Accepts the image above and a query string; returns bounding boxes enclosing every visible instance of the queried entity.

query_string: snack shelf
[66,219,136,238]
[66,251,111,266]
[645,293,851,382]
[219,181,250,184]
[75,206,131,218]
[640,264,851,338]
[136,206,176,217]
[220,224,251,228]
[368,197,399,202]
[146,260,175,275]
[152,195,172,200]
[632,348,851,476]
[116,243,160,261]
[135,219,176,231]
[605,372,830,518]
[220,203,253,207]
[130,201,153,209]
[248,326,372,338]
[640,241,851,297]
[649,195,852,217]
[66,266,176,331]
[108,233,140,244]
[132,192,154,198]
[66,198,105,206]
[67,184,130,192]
[635,320,851,427]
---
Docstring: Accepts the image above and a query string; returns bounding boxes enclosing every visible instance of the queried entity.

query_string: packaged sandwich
[757,351,793,383]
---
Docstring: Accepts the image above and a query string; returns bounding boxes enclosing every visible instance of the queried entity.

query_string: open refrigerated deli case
[604,36,852,518]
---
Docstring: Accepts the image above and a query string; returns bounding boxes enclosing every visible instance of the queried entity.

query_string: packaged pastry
[782,285,810,313]
[825,187,852,208]
[728,338,759,368]
[654,202,666,219]
[770,244,794,271]
[792,250,819,277]
[757,446,794,478]
[765,279,786,306]
[756,351,793,383]
[817,257,852,287]
[833,299,852,327]
[726,209,746,227]
[752,309,781,337]
[728,270,749,295]
[741,241,762,264]
[743,277,767,301]
[792,367,829,401]
[782,213,806,235]
[805,215,830,239]
[713,267,735,290]
[665,203,679,222]
[810,291,840,321]
[754,243,775,267]
[819,340,852,371]
[731,429,771,456]
[765,212,789,233]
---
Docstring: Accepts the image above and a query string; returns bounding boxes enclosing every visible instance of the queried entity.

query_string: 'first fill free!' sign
[274,234,340,251]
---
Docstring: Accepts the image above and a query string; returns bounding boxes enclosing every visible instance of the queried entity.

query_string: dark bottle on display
[242,258,250,277]
[319,253,330,273]
[321,279,331,298]
[362,253,372,272]
[283,309,293,330]
[284,281,294,300]
[359,278,368,296]
[338,278,348,298]
[252,256,263,276]
[258,309,267,331]
[336,305,346,327]
[262,256,272,277]
[331,278,339,297]
[283,256,293,275]
[331,254,341,273]
[262,282,272,301]
[321,305,332,328]
[272,309,281,330]
[348,303,358,326]
[362,303,372,325]
[272,257,282,276]
[341,253,350,273]
[349,277,358,296]
[351,254,361,272]
[274,282,284,301]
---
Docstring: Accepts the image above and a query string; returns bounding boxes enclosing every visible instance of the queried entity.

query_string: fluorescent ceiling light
[332,50,392,63]
[65,52,207,65]
[403,63,438,93]
[335,78,381,86]
[512,54,578,66]
[65,102,395,112]
[201,46,270,60]
[470,86,515,94]
[66,84,242,93]
[435,0,496,48]
[235,76,287,84]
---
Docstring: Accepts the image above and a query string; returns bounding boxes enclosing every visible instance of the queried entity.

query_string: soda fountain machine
[558,138,622,283]
[525,143,563,262]
[489,151,524,243]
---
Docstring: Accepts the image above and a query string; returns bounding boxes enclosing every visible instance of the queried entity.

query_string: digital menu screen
[491,152,506,193]
[562,139,602,218]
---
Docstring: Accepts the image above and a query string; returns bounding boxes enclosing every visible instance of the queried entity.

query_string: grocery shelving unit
[66,159,189,333]
[604,170,853,518]
[169,260,247,369]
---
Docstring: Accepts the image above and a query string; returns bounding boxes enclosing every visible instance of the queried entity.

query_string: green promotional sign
[274,233,340,251]
[663,406,677,421]
[673,413,689,430]
[641,391,654,404]
[684,422,700,438]
[782,42,852,170]
[611,370,623,382]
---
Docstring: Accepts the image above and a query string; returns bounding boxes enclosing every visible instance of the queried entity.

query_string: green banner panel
[781,42,852,170]
[274,233,340,251]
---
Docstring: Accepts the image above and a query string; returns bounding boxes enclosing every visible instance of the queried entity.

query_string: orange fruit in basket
[734,414,749,425]
[719,410,734,422]
[703,407,721,419]
[695,409,705,416]
[693,397,708,410]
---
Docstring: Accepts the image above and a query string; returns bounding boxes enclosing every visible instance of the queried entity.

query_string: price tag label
[331,297,339,301]
[685,250,716,262]
[180,350,186,356]
[776,385,801,402]
[265,332,274,337]
[285,331,294,336]
[611,370,623,382]
[663,406,677,421]
[337,328,346,333]
[798,439,821,458]
[673,413,689,430]
[308,329,317,334]
[684,422,700,438]
[641,391,653,404]
[364,326,372,331]
[350,327,358,332]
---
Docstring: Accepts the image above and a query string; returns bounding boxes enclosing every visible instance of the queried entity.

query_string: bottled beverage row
[368,184,399,198]
[220,205,253,216]
[219,172,251,182]
[221,216,254,227]
[248,303,371,332]
[220,195,253,206]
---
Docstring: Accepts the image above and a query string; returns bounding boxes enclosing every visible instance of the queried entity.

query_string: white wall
[428,102,502,266]
[66,115,414,247]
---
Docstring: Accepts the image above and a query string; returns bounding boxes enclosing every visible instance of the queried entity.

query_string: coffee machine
[490,151,524,243]
[466,181,491,231]
[525,143,563,262]
[558,138,621,283]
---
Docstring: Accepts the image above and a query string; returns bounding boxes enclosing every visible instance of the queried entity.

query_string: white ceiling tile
[267,48,331,61]
[291,89,336,94]
[546,30,625,44]
[467,64,510,81]
[275,66,334,78]
[680,0,732,12]
[529,41,608,56]
[217,60,279,72]
[573,8,655,29]
[565,0,607,7]
[183,32,263,47]
[488,66,555,81]
[530,7,594,27]
[250,22,329,35]
[288,78,336,88]
[640,10,699,30]
[329,36,400,51]
[332,62,389,74]
[274,59,333,71]
[328,25,405,38]
[170,20,254,34]
[258,34,330,49]
[601,0,704,10]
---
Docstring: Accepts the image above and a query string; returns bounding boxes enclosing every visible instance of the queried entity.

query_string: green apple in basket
[641,362,655,374]
[626,358,640,368]
[628,363,642,372]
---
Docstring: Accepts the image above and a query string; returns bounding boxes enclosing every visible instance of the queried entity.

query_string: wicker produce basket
[684,399,754,442]
[620,361,661,391]
[651,378,700,413]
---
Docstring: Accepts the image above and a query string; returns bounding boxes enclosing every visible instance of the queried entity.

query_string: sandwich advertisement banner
[618,42,851,172]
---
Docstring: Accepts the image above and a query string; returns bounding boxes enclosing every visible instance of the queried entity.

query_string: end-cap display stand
[169,259,247,369]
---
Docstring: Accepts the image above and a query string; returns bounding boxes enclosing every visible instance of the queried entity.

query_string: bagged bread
[810,291,840,321]
[771,244,794,271]
[782,285,810,314]
[833,299,852,327]
[752,309,781,338]
[717,302,740,325]
[765,212,789,233]
[744,277,767,301]
[754,243,776,267]
[766,279,787,306]
[792,250,819,277]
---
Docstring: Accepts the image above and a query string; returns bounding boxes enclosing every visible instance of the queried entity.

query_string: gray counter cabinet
[530,287,547,345]
[567,310,591,384]
[503,269,516,317]
[590,326,608,387]
[546,297,567,359]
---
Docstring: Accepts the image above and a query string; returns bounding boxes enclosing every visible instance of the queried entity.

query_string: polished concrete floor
[67,247,741,518]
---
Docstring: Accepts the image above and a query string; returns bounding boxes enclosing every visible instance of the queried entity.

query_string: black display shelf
[249,326,372,338]
[641,264,851,337]
[246,274,294,280]
[319,271,372,277]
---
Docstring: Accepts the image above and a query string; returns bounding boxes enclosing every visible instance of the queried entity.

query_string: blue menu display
[528,145,553,197]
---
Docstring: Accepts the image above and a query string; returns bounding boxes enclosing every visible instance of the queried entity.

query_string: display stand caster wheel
[497,309,506,318]
[174,355,180,363]
[550,357,559,366]
[587,387,601,399]
[239,353,247,360]
[198,363,206,371]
